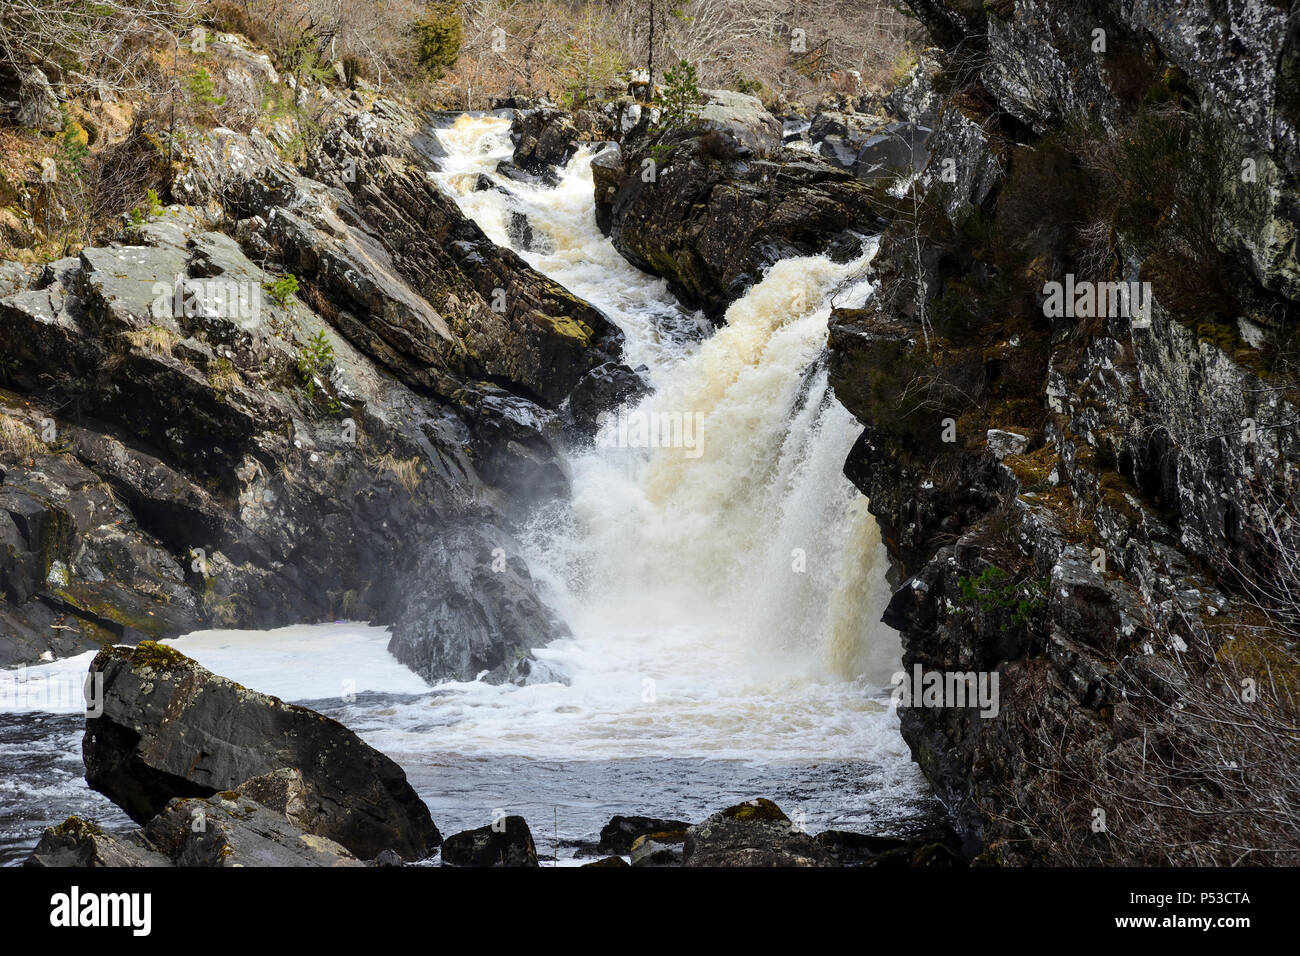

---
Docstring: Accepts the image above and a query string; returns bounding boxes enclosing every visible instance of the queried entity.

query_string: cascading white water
[372,114,912,763]
[0,114,934,863]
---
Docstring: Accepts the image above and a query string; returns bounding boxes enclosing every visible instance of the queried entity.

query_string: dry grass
[373,452,423,493]
[125,323,179,354]
[207,356,242,392]
[0,412,44,458]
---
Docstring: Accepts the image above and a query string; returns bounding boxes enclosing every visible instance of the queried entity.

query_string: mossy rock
[1004,445,1059,489]
[719,798,788,823]
[51,816,104,839]
[129,639,193,671]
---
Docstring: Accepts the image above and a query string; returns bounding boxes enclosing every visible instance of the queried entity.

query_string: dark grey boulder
[388,523,569,684]
[853,121,932,179]
[568,361,650,432]
[441,815,539,867]
[511,108,580,175]
[629,829,687,866]
[598,814,691,855]
[83,642,442,860]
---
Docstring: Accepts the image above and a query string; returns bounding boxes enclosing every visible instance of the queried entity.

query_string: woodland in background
[0,0,919,259]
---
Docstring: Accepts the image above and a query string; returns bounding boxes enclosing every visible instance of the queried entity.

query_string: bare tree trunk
[647,0,655,96]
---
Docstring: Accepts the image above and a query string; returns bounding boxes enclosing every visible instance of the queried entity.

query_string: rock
[809,111,890,170]
[24,790,370,868]
[13,66,63,132]
[83,642,442,860]
[511,108,580,174]
[696,90,783,155]
[387,522,569,684]
[597,814,691,855]
[568,361,650,432]
[581,855,629,867]
[629,829,687,866]
[590,144,623,234]
[24,817,171,867]
[440,816,539,867]
[853,121,931,179]
[986,429,1031,460]
[596,133,886,317]
[682,799,832,867]
[814,827,965,866]
[143,793,363,867]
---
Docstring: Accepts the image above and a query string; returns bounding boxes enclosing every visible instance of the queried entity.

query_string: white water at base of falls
[0,114,936,865]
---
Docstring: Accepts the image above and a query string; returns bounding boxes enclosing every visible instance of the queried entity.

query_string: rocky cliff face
[0,38,620,683]
[591,90,887,318]
[583,1,1299,865]
[827,1,1300,863]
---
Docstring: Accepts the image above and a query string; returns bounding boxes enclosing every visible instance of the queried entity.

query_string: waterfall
[0,115,931,863]
[404,115,908,761]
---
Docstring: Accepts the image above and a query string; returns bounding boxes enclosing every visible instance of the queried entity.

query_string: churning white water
[0,113,934,863]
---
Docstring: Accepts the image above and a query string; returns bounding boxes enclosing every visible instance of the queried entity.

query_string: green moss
[51,816,104,838]
[537,310,593,344]
[1004,445,1058,489]
[130,639,191,671]
[721,798,787,822]
[1098,472,1144,523]
[56,585,171,640]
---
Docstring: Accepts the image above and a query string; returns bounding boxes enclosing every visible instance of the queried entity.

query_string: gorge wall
[826,0,1300,863]
[0,43,635,684]
[592,3,1300,864]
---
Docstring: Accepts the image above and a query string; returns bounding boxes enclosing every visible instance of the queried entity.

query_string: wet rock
[597,814,692,855]
[682,799,832,867]
[629,829,687,866]
[83,642,442,860]
[388,522,569,684]
[568,361,650,432]
[595,132,886,317]
[853,121,931,180]
[581,855,629,867]
[440,816,539,867]
[511,108,580,175]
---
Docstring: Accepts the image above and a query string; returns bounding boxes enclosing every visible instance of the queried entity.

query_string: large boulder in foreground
[83,642,441,860]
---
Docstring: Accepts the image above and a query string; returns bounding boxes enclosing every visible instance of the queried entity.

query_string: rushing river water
[0,114,937,865]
